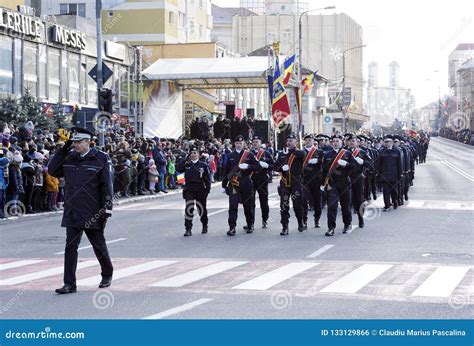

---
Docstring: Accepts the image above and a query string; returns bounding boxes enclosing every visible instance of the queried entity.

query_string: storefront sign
[51,25,87,50]
[0,7,43,40]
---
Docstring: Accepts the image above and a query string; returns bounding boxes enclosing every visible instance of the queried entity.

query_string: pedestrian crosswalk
[0,258,472,304]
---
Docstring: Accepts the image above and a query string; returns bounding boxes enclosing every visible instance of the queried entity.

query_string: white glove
[320,185,325,191]
[283,148,289,154]
[308,158,318,165]
[259,161,269,169]
[355,157,364,165]
[282,164,289,171]
[239,163,249,170]
[337,159,348,167]
[221,187,227,194]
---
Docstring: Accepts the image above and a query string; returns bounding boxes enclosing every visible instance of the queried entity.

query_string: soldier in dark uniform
[348,135,371,228]
[222,135,260,236]
[249,135,275,229]
[48,128,114,294]
[393,135,406,206]
[301,134,324,229]
[275,134,306,235]
[176,146,211,237]
[321,134,359,236]
[378,135,402,212]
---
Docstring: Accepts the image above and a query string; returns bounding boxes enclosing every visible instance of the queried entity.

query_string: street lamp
[297,6,335,134]
[342,44,366,133]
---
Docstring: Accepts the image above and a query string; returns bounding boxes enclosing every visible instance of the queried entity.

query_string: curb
[0,182,222,225]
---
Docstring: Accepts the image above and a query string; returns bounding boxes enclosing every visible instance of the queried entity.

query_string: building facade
[0,5,135,119]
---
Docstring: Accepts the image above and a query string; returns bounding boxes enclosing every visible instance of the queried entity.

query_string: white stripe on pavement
[434,155,474,182]
[77,260,178,286]
[149,261,248,288]
[207,209,227,217]
[143,299,213,319]
[232,262,319,291]
[345,226,359,234]
[306,245,335,259]
[320,264,393,294]
[0,260,98,286]
[54,238,128,255]
[0,260,46,271]
[411,266,471,298]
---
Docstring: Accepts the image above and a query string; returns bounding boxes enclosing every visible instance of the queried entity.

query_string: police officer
[176,146,211,237]
[348,135,371,228]
[301,134,324,229]
[222,135,260,236]
[378,135,402,211]
[48,128,114,294]
[249,135,275,229]
[321,134,359,236]
[393,135,406,206]
[275,134,306,235]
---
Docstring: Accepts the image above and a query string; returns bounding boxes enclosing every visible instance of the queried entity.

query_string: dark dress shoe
[383,207,390,212]
[280,227,289,236]
[55,284,77,294]
[404,195,409,201]
[325,229,335,237]
[262,221,268,229]
[342,225,352,234]
[202,225,208,234]
[359,222,365,228]
[99,277,112,288]
[314,220,321,228]
[298,226,305,232]
[227,228,236,236]
[303,222,308,230]
[184,229,192,237]
[393,203,398,210]
[245,225,254,234]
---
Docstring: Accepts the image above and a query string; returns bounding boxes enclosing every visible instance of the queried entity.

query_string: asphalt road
[0,137,472,319]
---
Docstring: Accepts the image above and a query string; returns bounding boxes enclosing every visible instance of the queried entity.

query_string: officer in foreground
[48,128,114,294]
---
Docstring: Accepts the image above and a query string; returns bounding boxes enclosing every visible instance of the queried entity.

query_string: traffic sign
[88,62,113,84]
[343,87,352,106]
[323,114,333,125]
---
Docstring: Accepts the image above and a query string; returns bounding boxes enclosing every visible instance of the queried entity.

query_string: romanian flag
[282,54,296,85]
[177,173,185,185]
[301,70,318,94]
[272,57,292,126]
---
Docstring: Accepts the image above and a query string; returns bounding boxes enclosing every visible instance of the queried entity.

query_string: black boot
[184,229,192,237]
[227,228,236,236]
[262,221,268,229]
[99,276,112,288]
[314,220,321,228]
[55,284,77,294]
[202,225,208,234]
[245,225,254,234]
[280,227,289,236]
[343,225,352,234]
[325,228,335,237]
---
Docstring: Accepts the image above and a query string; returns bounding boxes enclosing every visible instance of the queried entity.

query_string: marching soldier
[176,146,211,237]
[348,135,371,228]
[222,135,260,236]
[275,134,306,235]
[378,135,403,212]
[302,134,324,229]
[48,128,114,294]
[321,134,359,236]
[393,135,406,206]
[249,135,275,229]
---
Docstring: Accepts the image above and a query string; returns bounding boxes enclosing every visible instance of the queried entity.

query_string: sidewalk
[0,182,222,225]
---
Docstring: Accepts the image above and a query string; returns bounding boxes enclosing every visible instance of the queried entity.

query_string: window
[59,3,86,17]
[86,57,97,105]
[199,0,203,8]
[169,11,174,25]
[38,44,47,98]
[13,39,22,95]
[199,24,203,39]
[178,12,185,29]
[68,53,80,103]
[48,48,60,102]
[61,50,68,101]
[24,41,38,97]
[266,32,277,44]
[0,36,13,94]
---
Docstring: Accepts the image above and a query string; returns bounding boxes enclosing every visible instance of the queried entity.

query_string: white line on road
[143,299,213,319]
[0,260,46,271]
[345,226,359,234]
[232,262,319,291]
[149,261,248,288]
[306,245,335,259]
[411,266,471,298]
[54,238,128,255]
[320,264,393,294]
[433,155,474,182]
[77,260,178,286]
[0,260,98,286]
[208,209,227,217]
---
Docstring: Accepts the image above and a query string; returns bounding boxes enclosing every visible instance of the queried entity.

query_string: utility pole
[96,0,104,146]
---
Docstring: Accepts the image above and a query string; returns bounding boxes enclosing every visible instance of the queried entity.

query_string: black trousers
[183,189,208,230]
[382,182,398,208]
[228,178,254,228]
[302,181,322,224]
[278,182,303,228]
[398,175,405,204]
[64,226,113,285]
[351,176,365,225]
[252,179,269,223]
[326,181,352,229]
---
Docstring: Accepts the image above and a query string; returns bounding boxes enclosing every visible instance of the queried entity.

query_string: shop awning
[142,57,271,89]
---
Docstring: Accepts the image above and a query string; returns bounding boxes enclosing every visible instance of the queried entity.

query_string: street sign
[343,87,352,106]
[88,62,113,84]
[323,114,333,125]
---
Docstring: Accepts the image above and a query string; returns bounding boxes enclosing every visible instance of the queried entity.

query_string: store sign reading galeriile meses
[0,7,86,50]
